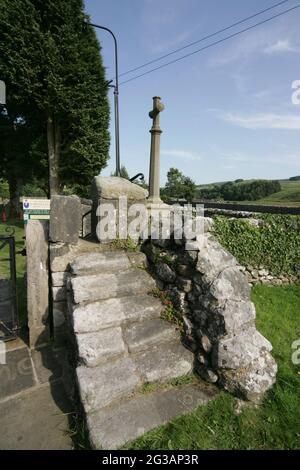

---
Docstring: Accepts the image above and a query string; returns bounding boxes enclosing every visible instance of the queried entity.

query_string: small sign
[0,80,6,105]
[22,198,50,224]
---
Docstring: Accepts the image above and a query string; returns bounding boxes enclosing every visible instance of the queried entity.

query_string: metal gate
[0,228,18,341]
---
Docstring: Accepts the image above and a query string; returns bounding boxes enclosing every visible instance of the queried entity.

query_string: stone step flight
[67,249,217,449]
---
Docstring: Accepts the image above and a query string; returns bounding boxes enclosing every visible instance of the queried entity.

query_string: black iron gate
[0,227,18,341]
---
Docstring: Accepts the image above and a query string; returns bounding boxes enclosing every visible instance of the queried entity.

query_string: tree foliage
[198,179,281,202]
[0,0,110,197]
[162,168,197,201]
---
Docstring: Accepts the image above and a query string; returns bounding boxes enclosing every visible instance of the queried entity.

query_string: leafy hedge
[213,215,300,278]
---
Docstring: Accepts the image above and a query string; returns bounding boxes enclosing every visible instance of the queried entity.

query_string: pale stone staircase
[67,251,217,449]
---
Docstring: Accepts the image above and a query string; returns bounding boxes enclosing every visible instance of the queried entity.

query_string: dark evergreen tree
[0,0,110,197]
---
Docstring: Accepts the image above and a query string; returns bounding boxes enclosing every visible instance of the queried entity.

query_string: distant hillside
[253,180,300,207]
[197,178,300,207]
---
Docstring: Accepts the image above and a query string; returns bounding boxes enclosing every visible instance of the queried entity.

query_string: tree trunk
[47,115,61,197]
[8,177,22,219]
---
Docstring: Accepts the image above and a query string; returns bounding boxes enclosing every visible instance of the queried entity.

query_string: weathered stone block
[220,351,277,402]
[70,251,130,275]
[123,318,177,353]
[26,220,50,348]
[91,176,148,241]
[51,271,69,287]
[76,356,141,412]
[71,269,156,304]
[209,267,251,301]
[133,340,194,383]
[76,327,126,367]
[50,195,81,244]
[156,262,176,283]
[196,237,237,280]
[87,383,218,449]
[214,327,272,369]
[72,294,162,334]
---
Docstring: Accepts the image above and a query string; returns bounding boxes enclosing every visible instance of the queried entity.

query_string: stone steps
[69,250,204,449]
[76,318,179,367]
[87,382,218,449]
[71,269,156,304]
[70,251,131,276]
[72,294,163,334]
[123,318,178,353]
[76,338,194,413]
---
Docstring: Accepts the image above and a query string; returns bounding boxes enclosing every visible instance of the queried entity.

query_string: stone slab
[0,347,34,399]
[209,266,251,302]
[72,295,163,334]
[50,239,119,272]
[92,176,148,200]
[26,220,50,348]
[76,327,126,367]
[196,237,237,280]
[215,327,273,369]
[70,251,130,276]
[71,269,156,304]
[0,382,72,450]
[87,382,218,449]
[51,271,69,287]
[133,340,194,383]
[124,318,177,353]
[49,195,81,244]
[76,356,141,413]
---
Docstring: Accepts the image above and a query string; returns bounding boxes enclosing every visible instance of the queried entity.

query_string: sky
[85,0,300,184]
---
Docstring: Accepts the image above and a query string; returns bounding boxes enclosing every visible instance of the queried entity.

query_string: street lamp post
[84,21,121,176]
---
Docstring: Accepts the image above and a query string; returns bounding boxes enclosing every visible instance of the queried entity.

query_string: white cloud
[209,13,300,67]
[218,112,300,130]
[161,149,202,161]
[264,39,298,54]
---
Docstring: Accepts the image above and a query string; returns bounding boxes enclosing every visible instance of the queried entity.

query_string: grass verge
[126,284,300,450]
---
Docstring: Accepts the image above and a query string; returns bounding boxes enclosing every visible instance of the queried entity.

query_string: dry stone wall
[142,217,278,402]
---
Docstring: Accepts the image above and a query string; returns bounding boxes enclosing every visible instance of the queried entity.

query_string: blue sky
[85,0,300,184]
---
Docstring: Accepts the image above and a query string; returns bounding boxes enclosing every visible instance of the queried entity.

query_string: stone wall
[243,266,296,286]
[142,217,277,402]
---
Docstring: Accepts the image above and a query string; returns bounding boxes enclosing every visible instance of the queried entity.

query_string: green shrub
[213,215,300,278]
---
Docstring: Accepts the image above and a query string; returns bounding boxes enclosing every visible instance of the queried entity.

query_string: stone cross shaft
[148,96,165,204]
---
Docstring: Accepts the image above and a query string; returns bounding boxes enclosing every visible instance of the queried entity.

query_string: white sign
[22,198,50,224]
[0,80,5,105]
[23,198,50,211]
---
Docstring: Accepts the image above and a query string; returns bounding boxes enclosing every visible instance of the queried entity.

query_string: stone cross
[148,96,165,204]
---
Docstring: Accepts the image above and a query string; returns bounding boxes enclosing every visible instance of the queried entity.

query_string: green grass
[0,219,27,326]
[125,284,300,450]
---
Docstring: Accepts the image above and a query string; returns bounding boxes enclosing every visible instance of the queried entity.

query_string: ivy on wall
[213,215,300,278]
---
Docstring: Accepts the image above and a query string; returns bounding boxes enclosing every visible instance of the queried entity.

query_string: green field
[127,284,300,450]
